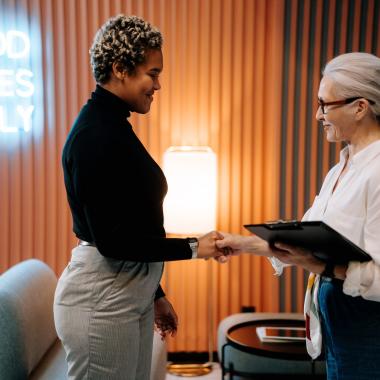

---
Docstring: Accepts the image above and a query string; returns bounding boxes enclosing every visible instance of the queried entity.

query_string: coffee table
[221,319,323,379]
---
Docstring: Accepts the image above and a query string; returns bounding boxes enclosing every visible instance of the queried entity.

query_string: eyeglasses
[318,97,376,114]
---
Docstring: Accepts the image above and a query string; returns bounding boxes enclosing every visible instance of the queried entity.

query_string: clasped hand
[197,231,236,263]
[214,233,323,270]
[198,230,287,263]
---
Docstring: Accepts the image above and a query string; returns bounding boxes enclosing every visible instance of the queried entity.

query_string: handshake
[196,230,271,263]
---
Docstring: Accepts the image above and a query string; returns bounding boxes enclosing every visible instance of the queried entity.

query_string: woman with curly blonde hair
[54,15,226,380]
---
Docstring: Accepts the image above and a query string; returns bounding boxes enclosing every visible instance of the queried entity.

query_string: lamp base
[167,362,213,377]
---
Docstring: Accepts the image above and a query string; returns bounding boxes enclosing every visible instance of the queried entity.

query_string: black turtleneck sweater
[62,85,192,299]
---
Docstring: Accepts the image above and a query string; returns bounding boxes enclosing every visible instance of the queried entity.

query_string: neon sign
[0,30,35,133]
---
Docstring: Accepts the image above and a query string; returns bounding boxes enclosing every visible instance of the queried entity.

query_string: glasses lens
[318,100,325,114]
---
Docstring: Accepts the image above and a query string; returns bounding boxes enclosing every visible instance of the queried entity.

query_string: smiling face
[113,49,163,114]
[316,76,357,143]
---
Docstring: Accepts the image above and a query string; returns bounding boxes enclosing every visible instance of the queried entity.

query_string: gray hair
[323,52,380,122]
[90,15,163,84]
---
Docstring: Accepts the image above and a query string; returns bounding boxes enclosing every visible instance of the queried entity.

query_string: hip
[318,278,380,332]
[54,245,164,312]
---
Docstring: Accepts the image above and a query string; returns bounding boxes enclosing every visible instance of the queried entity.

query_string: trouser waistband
[78,239,96,247]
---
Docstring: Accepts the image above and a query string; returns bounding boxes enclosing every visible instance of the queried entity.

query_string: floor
[165,363,327,380]
[166,363,221,380]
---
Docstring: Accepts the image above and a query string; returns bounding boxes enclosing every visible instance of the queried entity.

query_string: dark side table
[221,319,324,379]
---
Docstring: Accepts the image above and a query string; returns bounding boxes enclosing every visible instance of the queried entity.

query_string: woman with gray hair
[217,52,380,379]
[54,15,227,380]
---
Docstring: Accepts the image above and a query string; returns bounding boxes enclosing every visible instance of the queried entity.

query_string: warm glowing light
[163,146,217,235]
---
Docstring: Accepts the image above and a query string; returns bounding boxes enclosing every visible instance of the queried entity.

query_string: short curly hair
[89,15,163,84]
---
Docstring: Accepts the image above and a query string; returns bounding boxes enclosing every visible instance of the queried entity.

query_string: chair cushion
[0,259,58,377]
[29,340,68,380]
[150,332,167,380]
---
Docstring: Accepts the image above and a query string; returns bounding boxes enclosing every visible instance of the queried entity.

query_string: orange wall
[0,0,379,352]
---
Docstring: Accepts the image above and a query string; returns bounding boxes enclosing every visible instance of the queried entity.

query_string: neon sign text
[0,31,35,133]
[0,31,31,58]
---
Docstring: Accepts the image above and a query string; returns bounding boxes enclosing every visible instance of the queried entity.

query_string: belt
[78,239,96,247]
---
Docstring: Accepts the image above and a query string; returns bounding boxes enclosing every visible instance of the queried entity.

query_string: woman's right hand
[197,231,228,259]
[215,232,273,257]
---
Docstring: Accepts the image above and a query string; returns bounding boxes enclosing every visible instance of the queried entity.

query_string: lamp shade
[163,146,217,235]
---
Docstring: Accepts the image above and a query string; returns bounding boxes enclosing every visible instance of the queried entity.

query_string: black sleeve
[154,285,165,300]
[69,129,192,262]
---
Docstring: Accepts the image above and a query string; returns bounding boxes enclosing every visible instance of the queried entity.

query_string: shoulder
[63,112,117,165]
[67,101,132,145]
[358,141,380,186]
[364,155,380,193]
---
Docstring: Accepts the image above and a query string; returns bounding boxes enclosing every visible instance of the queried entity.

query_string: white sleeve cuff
[268,257,292,276]
[343,261,361,297]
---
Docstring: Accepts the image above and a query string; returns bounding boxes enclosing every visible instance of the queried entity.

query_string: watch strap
[187,237,199,259]
[321,261,335,278]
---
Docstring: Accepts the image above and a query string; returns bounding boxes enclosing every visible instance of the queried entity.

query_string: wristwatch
[321,262,335,278]
[187,237,199,259]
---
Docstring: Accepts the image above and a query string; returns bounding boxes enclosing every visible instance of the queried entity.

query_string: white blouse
[303,140,380,301]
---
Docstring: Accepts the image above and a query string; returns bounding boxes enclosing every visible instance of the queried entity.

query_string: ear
[111,62,125,80]
[355,99,370,121]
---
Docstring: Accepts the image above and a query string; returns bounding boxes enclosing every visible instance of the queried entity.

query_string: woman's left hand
[273,242,325,274]
[154,297,178,340]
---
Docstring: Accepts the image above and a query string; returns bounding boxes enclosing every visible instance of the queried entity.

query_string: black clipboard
[244,220,371,264]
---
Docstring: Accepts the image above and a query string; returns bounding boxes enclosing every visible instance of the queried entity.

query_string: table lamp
[163,146,217,377]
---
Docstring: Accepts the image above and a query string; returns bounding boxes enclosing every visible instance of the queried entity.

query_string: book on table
[256,326,306,343]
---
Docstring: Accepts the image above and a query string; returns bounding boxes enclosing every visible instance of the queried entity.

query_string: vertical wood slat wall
[0,0,283,353]
[163,0,284,352]
[279,0,380,313]
[0,0,379,352]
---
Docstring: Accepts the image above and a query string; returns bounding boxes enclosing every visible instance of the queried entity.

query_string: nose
[154,77,161,91]
[315,106,324,121]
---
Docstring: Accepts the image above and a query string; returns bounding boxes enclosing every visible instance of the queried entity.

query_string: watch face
[188,237,199,246]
